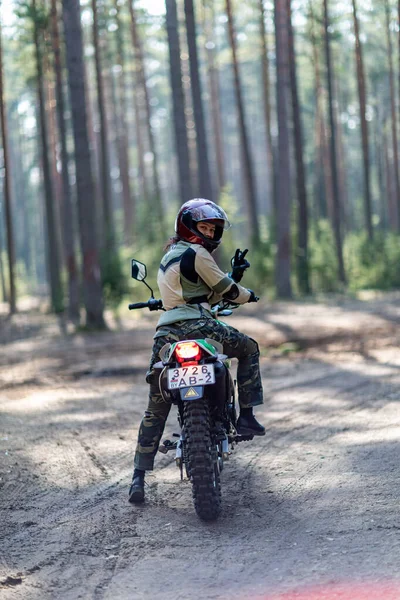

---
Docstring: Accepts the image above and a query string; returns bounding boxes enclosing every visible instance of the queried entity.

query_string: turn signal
[174,341,202,363]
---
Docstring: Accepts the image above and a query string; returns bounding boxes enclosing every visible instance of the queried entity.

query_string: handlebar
[129,302,151,310]
[128,298,164,311]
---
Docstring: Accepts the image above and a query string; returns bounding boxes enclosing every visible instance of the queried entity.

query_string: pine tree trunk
[202,0,225,195]
[165,0,193,203]
[92,0,115,250]
[14,112,34,277]
[375,102,388,230]
[385,0,400,229]
[184,0,213,200]
[0,15,16,313]
[62,0,105,329]
[259,0,275,215]
[274,0,292,298]
[352,0,373,240]
[33,0,64,313]
[128,0,164,232]
[308,0,331,222]
[225,0,260,244]
[334,76,350,232]
[114,0,135,245]
[51,0,80,321]
[323,0,346,284]
[384,125,397,231]
[0,224,7,303]
[287,0,310,295]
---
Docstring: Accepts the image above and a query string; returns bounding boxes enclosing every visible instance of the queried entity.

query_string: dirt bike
[129,258,255,521]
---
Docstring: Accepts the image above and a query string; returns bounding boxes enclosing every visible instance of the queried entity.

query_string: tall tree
[351,0,373,240]
[274,0,292,298]
[128,0,164,232]
[92,0,114,249]
[0,223,7,303]
[308,0,330,222]
[225,0,260,244]
[50,0,79,320]
[287,0,310,294]
[32,0,64,312]
[184,0,213,199]
[202,0,225,195]
[62,0,105,329]
[323,0,346,284]
[165,0,192,203]
[385,0,400,229]
[383,120,397,230]
[258,0,275,214]
[114,0,135,245]
[309,1,330,223]
[0,10,16,313]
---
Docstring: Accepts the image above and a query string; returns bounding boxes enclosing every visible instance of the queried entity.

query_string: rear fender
[179,386,205,401]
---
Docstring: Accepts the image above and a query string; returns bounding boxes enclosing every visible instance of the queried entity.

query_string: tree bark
[0,223,7,303]
[202,0,225,196]
[385,0,400,230]
[62,0,105,329]
[258,0,275,215]
[50,0,80,320]
[351,0,373,240]
[184,0,213,200]
[0,13,16,313]
[33,0,64,312]
[92,0,115,250]
[165,0,193,204]
[114,0,135,245]
[323,0,346,284]
[225,0,260,244]
[128,0,164,232]
[308,0,331,223]
[274,0,292,298]
[287,0,310,295]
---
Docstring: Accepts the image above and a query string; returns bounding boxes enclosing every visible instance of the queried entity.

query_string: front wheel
[183,400,221,521]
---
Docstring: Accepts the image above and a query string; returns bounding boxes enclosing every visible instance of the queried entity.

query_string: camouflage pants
[134,317,263,471]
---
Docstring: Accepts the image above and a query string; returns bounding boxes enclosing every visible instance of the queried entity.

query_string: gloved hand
[229,248,250,282]
[247,290,259,303]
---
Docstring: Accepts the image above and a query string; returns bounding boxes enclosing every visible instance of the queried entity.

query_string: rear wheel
[184,400,221,521]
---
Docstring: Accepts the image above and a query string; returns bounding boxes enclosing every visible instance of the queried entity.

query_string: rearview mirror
[131,259,147,281]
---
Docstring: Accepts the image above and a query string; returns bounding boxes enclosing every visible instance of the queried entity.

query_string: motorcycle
[129,258,255,521]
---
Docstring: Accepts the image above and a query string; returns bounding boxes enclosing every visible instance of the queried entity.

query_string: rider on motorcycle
[129,198,265,504]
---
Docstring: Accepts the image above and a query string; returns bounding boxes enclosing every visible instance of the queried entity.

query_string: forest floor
[1,292,400,599]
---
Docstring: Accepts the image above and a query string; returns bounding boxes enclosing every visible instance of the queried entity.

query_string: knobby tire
[184,400,221,521]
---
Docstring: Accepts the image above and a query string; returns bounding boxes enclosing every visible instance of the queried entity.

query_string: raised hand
[230,248,250,282]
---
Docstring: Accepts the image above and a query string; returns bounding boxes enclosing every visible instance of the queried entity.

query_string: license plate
[167,364,215,390]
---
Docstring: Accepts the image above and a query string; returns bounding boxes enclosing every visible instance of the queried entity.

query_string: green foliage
[15,1,49,38]
[218,187,274,296]
[308,220,340,293]
[344,231,400,291]
[307,223,400,294]
[101,247,127,309]
[120,239,165,304]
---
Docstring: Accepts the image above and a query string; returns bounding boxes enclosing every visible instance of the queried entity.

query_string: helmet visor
[190,204,231,230]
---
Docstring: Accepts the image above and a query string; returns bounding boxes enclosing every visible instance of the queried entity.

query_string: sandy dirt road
[1,294,400,599]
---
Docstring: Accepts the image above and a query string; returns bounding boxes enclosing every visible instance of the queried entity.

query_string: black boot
[236,408,265,436]
[128,469,145,504]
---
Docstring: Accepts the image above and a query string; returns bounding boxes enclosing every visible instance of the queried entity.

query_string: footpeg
[159,439,178,454]
[235,434,254,442]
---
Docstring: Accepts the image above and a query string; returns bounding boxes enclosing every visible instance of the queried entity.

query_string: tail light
[174,341,202,363]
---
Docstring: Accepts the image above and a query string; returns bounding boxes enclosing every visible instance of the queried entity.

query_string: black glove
[229,248,250,283]
[247,289,259,303]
